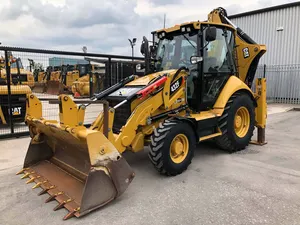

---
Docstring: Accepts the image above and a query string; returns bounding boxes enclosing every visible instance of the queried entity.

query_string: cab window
[203,28,234,73]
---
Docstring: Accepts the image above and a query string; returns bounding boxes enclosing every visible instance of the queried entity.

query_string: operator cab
[143,22,236,112]
[76,64,91,77]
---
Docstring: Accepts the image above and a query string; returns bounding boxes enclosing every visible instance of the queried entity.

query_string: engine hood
[0,68,33,76]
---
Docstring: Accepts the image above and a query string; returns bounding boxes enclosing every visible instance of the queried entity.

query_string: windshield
[155,32,197,71]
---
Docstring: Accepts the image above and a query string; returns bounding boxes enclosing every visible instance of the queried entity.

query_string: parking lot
[0,105,300,225]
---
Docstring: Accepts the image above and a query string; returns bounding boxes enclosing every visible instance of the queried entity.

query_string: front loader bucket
[46,81,64,95]
[32,83,47,93]
[18,95,135,220]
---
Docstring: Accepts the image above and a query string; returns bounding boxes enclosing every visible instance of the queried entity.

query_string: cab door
[193,26,236,112]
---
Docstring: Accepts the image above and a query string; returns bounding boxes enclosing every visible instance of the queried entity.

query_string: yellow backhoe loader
[17,8,267,220]
[46,64,92,95]
[0,55,34,88]
[0,84,32,125]
[45,66,63,95]
[33,65,76,95]
[71,64,104,98]
[32,66,53,93]
[0,56,32,125]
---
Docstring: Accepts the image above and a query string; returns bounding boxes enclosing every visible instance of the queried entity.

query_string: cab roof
[154,21,234,35]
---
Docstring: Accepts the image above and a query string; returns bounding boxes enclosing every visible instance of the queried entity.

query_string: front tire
[149,120,196,176]
[215,93,255,152]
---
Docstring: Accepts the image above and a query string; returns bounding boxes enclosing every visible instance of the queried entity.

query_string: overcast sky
[0,0,296,57]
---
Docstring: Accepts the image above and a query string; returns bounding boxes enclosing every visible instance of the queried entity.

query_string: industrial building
[229,2,300,66]
[229,2,300,104]
[49,57,89,67]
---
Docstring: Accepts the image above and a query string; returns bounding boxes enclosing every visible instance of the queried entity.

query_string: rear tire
[215,93,255,152]
[149,120,196,176]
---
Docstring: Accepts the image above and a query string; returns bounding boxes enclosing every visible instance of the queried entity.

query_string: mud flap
[17,122,135,220]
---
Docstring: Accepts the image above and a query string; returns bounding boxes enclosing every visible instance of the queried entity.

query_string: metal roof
[228,1,300,19]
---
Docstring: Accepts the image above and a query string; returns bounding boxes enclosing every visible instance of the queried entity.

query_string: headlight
[161,32,165,37]
[136,64,142,70]
[187,27,191,32]
[181,27,186,32]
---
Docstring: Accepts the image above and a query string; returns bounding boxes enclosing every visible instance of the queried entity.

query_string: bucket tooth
[38,185,55,196]
[63,207,80,220]
[45,191,63,203]
[26,176,41,184]
[21,173,31,179]
[16,168,28,175]
[21,172,35,179]
[53,199,72,211]
[32,180,47,189]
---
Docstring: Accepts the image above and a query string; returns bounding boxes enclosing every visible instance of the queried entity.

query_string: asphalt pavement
[0,107,300,225]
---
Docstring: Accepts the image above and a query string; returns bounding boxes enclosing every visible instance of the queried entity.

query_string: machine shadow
[122,140,227,172]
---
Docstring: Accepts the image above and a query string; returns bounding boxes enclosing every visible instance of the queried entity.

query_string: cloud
[151,0,182,6]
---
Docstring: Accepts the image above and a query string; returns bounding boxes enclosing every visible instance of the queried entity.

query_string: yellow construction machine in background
[0,55,34,88]
[0,85,32,125]
[46,65,71,95]
[33,63,100,95]
[0,55,33,125]
[71,64,104,97]
[17,7,267,220]
[32,66,53,93]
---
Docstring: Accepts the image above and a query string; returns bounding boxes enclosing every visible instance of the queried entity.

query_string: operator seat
[203,57,217,72]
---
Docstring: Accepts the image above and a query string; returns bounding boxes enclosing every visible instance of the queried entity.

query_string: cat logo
[243,47,250,58]
[10,107,21,116]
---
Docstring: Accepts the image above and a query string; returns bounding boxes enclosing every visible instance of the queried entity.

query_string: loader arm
[90,69,189,153]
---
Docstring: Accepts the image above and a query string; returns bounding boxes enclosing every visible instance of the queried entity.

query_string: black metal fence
[1,45,300,140]
[254,64,300,104]
[0,46,144,139]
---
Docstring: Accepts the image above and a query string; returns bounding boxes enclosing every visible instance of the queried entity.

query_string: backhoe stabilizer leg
[251,78,267,145]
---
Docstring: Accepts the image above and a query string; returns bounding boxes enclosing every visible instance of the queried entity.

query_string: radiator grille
[107,98,131,133]
[12,74,28,82]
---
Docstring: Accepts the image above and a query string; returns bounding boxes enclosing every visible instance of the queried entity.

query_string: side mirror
[140,42,145,55]
[205,26,217,42]
[150,45,156,53]
[150,45,157,58]
[190,56,203,64]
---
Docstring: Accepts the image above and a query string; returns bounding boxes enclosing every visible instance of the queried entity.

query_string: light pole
[128,38,137,74]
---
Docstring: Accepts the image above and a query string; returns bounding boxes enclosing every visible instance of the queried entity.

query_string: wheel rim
[170,134,189,164]
[234,106,250,138]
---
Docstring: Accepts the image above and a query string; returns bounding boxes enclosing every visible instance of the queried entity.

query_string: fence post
[4,50,14,134]
[89,64,93,98]
[108,57,112,87]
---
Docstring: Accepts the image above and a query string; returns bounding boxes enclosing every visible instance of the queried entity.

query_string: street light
[128,38,137,74]
[82,46,87,53]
